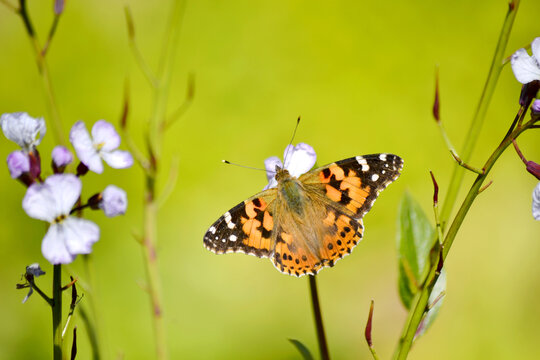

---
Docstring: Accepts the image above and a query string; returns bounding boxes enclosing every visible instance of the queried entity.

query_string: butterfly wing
[204,190,277,258]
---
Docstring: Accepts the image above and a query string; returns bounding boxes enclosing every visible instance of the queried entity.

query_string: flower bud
[533,183,540,220]
[51,146,73,173]
[532,99,540,114]
[100,185,128,217]
[7,151,30,179]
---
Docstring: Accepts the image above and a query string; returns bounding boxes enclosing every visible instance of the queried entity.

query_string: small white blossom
[7,150,30,178]
[69,120,133,174]
[264,143,317,189]
[22,174,100,264]
[100,185,128,217]
[1,112,46,152]
[533,183,540,220]
[511,37,540,84]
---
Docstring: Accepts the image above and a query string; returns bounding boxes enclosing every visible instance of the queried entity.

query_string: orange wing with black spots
[203,191,277,257]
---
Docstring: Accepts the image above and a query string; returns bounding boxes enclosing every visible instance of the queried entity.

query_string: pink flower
[263,143,317,189]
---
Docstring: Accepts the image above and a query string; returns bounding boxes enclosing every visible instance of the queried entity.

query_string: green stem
[308,275,330,360]
[439,0,519,224]
[17,0,66,145]
[82,255,102,360]
[394,112,533,360]
[52,264,62,360]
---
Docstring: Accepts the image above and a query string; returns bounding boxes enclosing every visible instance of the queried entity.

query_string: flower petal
[70,121,103,173]
[23,182,58,222]
[511,48,540,84]
[531,37,540,64]
[45,174,82,215]
[41,224,76,264]
[264,156,282,182]
[533,183,540,220]
[92,120,120,152]
[1,112,46,151]
[283,143,317,178]
[101,150,133,169]
[62,217,100,255]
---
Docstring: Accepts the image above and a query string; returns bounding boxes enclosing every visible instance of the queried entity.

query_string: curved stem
[308,275,330,360]
[394,112,533,360]
[439,0,519,224]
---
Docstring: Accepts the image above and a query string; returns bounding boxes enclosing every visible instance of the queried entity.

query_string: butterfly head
[274,165,292,182]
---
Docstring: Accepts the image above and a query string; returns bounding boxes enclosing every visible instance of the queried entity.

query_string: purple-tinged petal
[511,48,540,84]
[532,100,540,113]
[41,224,76,264]
[70,121,103,172]
[284,143,317,178]
[92,120,120,152]
[54,0,65,15]
[62,217,99,255]
[52,146,73,168]
[1,112,46,151]
[533,183,540,220]
[101,150,133,169]
[264,156,282,182]
[100,185,127,217]
[7,150,30,178]
[23,181,59,222]
[531,37,540,65]
[45,174,81,215]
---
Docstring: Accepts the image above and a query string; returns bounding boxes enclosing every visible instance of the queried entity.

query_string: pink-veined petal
[101,150,133,169]
[283,143,317,178]
[92,120,120,152]
[23,181,59,222]
[62,217,100,255]
[41,224,76,264]
[45,174,82,215]
[1,112,46,151]
[511,48,540,84]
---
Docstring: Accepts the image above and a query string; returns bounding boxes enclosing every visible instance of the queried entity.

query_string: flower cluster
[263,142,316,189]
[2,113,132,264]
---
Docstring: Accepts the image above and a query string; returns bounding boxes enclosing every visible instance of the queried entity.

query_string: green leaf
[414,269,446,340]
[396,192,436,309]
[288,339,314,360]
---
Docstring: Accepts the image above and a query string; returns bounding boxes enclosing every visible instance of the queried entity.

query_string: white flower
[69,120,133,174]
[1,112,46,152]
[533,183,540,220]
[22,174,100,264]
[511,37,540,84]
[100,185,127,217]
[264,143,317,189]
[7,150,30,178]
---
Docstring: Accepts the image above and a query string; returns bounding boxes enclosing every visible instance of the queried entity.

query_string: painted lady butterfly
[204,154,403,277]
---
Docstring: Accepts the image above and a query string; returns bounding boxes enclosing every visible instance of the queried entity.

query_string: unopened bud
[52,146,73,173]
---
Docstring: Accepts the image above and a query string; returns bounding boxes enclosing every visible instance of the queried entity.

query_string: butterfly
[204,153,403,277]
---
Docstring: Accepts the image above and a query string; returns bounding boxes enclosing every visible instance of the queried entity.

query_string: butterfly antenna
[283,116,301,165]
[222,160,268,173]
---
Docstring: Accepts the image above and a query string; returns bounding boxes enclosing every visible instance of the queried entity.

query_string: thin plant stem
[393,109,534,360]
[17,0,66,145]
[52,264,63,360]
[81,255,102,360]
[439,0,519,224]
[308,275,330,360]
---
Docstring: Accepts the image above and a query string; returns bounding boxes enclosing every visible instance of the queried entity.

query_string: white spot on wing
[379,154,387,161]
[372,174,379,181]
[229,234,237,242]
[224,211,235,229]
[356,156,370,171]
[209,226,216,234]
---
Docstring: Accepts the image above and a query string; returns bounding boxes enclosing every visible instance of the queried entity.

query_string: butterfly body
[204,154,403,277]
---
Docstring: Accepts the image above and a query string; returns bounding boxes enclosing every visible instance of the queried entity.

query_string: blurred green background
[1,0,540,359]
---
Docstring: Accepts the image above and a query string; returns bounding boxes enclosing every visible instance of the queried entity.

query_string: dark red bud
[28,149,41,180]
[519,80,540,107]
[76,162,89,177]
[526,161,540,180]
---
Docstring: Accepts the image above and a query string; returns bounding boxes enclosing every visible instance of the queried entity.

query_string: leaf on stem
[414,269,446,340]
[288,339,314,360]
[396,192,435,308]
